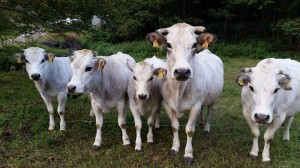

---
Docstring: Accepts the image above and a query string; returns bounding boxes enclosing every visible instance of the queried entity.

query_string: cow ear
[236,74,250,87]
[15,53,25,64]
[146,31,167,50]
[92,50,98,57]
[279,74,292,90]
[97,57,106,70]
[45,53,55,62]
[196,33,217,50]
[69,56,76,63]
[127,59,135,71]
[153,68,167,78]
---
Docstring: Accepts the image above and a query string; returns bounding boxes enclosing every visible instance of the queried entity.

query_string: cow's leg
[199,107,205,125]
[117,100,130,145]
[262,116,285,162]
[147,106,159,143]
[57,93,67,131]
[204,104,213,133]
[41,94,55,130]
[92,100,103,149]
[154,104,161,129]
[283,116,294,141]
[164,103,180,155]
[243,110,260,159]
[184,105,201,165]
[131,105,142,151]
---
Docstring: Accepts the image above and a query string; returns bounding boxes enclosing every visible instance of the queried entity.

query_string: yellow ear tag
[153,39,159,48]
[48,55,54,62]
[157,70,164,78]
[17,57,22,63]
[98,61,105,70]
[239,79,244,86]
[201,40,208,49]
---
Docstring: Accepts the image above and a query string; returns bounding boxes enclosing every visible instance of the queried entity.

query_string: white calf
[67,49,135,149]
[19,47,72,130]
[127,56,167,151]
[236,58,300,162]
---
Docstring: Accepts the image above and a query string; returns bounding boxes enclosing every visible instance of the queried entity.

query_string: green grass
[0,54,299,167]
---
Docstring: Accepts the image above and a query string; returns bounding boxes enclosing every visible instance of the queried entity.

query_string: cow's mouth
[175,76,189,81]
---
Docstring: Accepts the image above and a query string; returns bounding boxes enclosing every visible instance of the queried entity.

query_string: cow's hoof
[204,130,210,135]
[263,160,272,165]
[170,149,177,157]
[184,157,195,165]
[147,142,154,145]
[135,149,142,152]
[249,154,258,160]
[92,145,101,150]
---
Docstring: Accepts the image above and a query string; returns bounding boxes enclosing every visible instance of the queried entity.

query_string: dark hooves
[184,157,195,165]
[135,149,142,152]
[92,145,101,150]
[249,154,258,160]
[204,131,210,135]
[170,149,177,157]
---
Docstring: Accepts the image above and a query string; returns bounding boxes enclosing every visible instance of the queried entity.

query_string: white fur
[127,56,165,151]
[23,47,72,130]
[157,23,224,160]
[240,58,300,162]
[67,50,135,148]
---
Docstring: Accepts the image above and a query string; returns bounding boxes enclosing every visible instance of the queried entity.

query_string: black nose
[254,113,270,123]
[174,68,191,81]
[31,73,41,80]
[67,85,76,93]
[138,94,147,99]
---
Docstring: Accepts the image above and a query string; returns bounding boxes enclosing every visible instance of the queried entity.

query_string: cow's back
[196,49,224,106]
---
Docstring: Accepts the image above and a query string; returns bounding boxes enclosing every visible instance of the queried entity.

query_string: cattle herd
[14,23,300,165]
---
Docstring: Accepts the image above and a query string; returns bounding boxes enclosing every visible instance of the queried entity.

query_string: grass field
[0,52,300,167]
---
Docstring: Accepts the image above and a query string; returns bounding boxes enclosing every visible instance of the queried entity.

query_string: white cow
[18,47,72,130]
[127,56,166,151]
[146,23,224,164]
[67,49,134,149]
[236,58,300,162]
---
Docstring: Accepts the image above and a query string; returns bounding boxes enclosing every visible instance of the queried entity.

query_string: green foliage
[275,18,300,37]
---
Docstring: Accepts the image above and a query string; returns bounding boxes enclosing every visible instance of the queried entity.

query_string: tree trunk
[296,38,300,52]
[224,13,229,37]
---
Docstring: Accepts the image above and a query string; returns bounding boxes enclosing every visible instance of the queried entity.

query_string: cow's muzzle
[174,68,191,81]
[138,94,147,100]
[31,73,41,81]
[254,113,270,124]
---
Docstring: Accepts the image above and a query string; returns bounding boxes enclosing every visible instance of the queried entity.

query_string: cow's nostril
[186,69,191,76]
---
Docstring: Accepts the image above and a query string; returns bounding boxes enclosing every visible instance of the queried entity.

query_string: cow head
[127,59,166,100]
[236,67,292,124]
[146,23,217,81]
[22,47,55,81]
[67,49,104,94]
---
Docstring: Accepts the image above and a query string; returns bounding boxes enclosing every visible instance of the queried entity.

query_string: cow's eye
[133,76,137,80]
[149,76,153,81]
[85,67,92,72]
[167,43,172,48]
[41,59,45,63]
[25,60,29,63]
[249,85,254,92]
[192,43,197,48]
[274,88,280,94]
